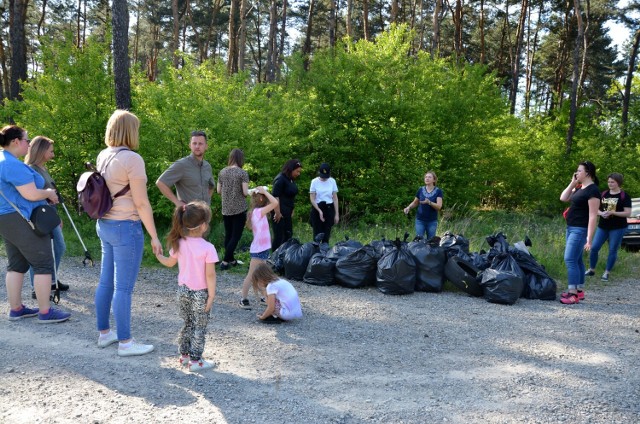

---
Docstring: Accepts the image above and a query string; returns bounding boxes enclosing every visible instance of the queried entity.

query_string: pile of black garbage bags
[268,231,557,305]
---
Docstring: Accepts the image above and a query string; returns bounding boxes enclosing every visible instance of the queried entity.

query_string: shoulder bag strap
[99,148,131,198]
[0,188,36,230]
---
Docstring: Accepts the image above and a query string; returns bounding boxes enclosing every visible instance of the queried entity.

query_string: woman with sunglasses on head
[25,136,69,297]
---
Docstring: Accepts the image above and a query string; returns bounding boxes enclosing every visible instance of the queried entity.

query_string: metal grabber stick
[51,181,94,267]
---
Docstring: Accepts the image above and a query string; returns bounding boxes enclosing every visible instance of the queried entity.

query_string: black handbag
[0,188,60,237]
[30,204,62,236]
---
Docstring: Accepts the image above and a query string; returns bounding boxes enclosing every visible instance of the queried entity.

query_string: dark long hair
[579,160,599,186]
[281,159,302,178]
[227,148,245,167]
[0,125,25,147]
[166,201,212,253]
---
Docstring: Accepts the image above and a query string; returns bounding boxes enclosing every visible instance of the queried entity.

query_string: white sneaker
[97,331,118,348]
[189,359,214,372]
[117,340,154,357]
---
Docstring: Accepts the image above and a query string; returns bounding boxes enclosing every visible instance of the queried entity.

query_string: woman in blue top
[0,125,70,323]
[403,171,443,240]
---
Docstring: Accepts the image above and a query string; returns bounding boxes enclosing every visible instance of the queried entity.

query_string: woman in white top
[309,163,339,244]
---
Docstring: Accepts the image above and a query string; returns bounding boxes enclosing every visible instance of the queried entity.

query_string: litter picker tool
[52,182,94,267]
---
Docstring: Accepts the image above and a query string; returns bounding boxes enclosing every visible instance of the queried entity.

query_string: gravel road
[1,255,639,424]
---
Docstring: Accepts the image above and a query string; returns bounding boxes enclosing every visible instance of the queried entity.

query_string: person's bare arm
[205,262,216,313]
[333,192,340,224]
[403,198,420,214]
[15,183,59,204]
[258,294,276,319]
[155,253,177,267]
[131,179,162,255]
[156,180,184,207]
[584,197,601,251]
[259,187,279,217]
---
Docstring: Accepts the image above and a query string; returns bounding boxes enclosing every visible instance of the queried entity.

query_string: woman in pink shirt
[239,186,278,309]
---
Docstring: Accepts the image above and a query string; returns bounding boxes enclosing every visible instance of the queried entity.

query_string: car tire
[444,256,483,297]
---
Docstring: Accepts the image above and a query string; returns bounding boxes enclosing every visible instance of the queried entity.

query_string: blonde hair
[104,110,140,149]
[25,136,54,166]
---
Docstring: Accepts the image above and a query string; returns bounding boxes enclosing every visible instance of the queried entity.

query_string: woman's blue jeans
[564,226,587,290]
[29,224,66,286]
[415,219,438,240]
[589,227,625,272]
[95,219,144,341]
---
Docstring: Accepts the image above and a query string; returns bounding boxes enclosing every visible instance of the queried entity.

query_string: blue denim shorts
[250,249,270,260]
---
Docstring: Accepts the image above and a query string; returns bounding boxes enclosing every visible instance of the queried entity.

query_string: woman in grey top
[217,148,250,270]
[25,136,68,294]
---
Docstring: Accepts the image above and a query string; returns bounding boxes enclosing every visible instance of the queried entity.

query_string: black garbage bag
[303,253,336,286]
[439,232,470,254]
[469,251,491,271]
[370,238,395,261]
[408,239,446,292]
[444,255,483,296]
[509,249,557,300]
[479,268,523,305]
[284,241,320,281]
[485,232,510,253]
[376,240,416,295]
[335,245,377,288]
[268,238,300,274]
[327,238,363,260]
[490,252,526,284]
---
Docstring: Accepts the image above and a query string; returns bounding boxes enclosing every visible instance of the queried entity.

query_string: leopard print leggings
[177,285,211,362]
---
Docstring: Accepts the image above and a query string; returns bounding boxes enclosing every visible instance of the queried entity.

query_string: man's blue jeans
[564,226,587,290]
[95,219,144,341]
[589,227,625,272]
[29,224,65,286]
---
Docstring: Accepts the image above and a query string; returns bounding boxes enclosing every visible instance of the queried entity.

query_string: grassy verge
[3,208,637,290]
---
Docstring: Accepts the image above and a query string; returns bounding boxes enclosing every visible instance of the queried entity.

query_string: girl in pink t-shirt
[239,186,278,310]
[155,201,218,373]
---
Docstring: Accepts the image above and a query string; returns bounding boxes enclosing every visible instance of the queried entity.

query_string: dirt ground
[1,255,639,424]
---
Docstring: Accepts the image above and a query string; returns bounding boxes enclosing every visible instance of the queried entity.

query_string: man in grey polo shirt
[156,130,215,207]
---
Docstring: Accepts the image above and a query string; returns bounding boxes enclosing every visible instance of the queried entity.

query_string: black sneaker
[584,270,595,276]
[239,298,251,309]
[260,297,266,304]
[220,262,230,271]
[260,315,284,324]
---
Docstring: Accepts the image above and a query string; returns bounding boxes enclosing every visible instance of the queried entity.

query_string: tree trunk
[277,0,288,75]
[238,0,248,70]
[10,0,29,101]
[329,0,336,47]
[265,0,278,82]
[453,0,463,57]
[363,0,369,41]
[303,0,315,70]
[346,0,353,39]
[172,0,180,68]
[432,0,442,56]
[509,0,528,115]
[112,0,131,110]
[228,0,239,73]
[38,0,47,38]
[622,29,640,139]
[566,0,585,155]
[479,0,485,64]
[390,0,399,24]
[524,1,543,118]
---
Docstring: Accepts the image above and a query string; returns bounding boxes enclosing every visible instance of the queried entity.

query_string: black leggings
[223,211,246,263]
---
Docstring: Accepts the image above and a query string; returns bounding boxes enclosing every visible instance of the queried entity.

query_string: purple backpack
[76,150,130,219]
